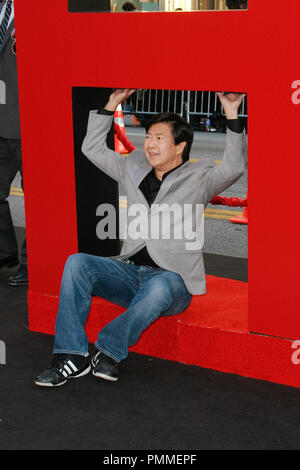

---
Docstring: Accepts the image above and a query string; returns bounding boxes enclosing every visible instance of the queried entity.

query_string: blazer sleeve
[81,111,127,183]
[202,128,247,201]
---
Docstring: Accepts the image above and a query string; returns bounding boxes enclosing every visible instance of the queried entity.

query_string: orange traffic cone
[132,114,139,126]
[230,194,248,224]
[114,104,129,154]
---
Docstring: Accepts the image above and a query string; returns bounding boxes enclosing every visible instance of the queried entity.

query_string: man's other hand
[105,88,136,112]
[217,92,246,120]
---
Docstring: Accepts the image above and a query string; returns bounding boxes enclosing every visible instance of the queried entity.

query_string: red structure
[14,0,300,387]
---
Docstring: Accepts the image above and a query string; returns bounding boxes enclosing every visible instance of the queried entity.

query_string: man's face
[144,122,186,174]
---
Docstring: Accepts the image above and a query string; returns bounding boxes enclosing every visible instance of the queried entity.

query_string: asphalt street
[9,126,248,259]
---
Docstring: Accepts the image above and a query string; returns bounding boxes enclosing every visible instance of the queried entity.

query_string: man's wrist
[225,112,238,120]
[97,106,114,115]
[104,101,119,112]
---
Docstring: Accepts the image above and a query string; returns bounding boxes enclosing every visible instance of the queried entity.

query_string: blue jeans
[53,254,192,363]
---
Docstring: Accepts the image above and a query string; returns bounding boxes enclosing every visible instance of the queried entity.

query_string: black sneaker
[34,353,91,387]
[91,351,119,382]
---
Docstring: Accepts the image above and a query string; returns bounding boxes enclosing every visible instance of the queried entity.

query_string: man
[0,0,28,286]
[35,89,246,387]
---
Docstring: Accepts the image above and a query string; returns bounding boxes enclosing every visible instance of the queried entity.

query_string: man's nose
[148,139,156,149]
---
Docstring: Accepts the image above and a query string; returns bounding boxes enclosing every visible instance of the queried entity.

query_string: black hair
[145,112,194,162]
[122,2,136,11]
[226,0,247,8]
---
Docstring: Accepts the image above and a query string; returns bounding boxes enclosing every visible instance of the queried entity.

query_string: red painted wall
[14,0,300,339]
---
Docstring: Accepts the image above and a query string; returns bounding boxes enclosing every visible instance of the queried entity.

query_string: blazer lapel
[153,162,188,204]
[125,152,152,206]
[133,159,153,188]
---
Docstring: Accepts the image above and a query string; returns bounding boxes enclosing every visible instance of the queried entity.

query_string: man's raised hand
[216,92,246,120]
[105,88,136,112]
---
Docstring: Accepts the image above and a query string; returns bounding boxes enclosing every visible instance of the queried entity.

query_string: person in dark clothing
[0,0,28,286]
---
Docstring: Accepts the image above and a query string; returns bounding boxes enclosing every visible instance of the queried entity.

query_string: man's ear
[176,141,187,156]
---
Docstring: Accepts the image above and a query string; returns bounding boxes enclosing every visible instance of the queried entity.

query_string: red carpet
[28,275,300,388]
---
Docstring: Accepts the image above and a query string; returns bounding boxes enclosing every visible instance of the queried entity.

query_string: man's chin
[147,157,160,167]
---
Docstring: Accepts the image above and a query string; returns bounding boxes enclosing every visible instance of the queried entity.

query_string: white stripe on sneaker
[67,360,78,372]
[64,364,73,375]
[59,360,78,377]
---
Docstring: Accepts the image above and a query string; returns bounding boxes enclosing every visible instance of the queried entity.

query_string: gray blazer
[82,111,246,295]
[0,1,20,139]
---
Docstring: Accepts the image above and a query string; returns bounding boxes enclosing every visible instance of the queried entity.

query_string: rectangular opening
[68,0,248,13]
[72,87,248,284]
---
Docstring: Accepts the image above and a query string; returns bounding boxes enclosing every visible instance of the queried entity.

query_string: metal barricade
[124,89,247,130]
[187,90,247,119]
